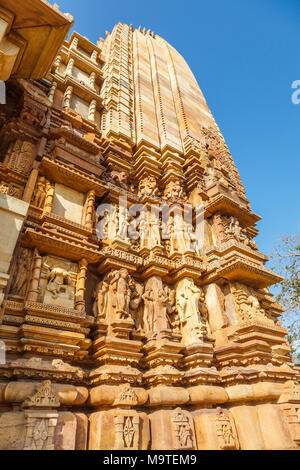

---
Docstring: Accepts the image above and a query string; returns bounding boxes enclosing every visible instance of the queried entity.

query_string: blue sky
[57,0,300,262]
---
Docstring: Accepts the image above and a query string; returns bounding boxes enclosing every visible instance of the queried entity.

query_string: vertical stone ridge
[100,22,135,145]
[132,29,160,150]
[146,34,183,155]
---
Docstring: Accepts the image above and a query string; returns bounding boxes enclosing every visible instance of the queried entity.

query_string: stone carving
[23,415,58,451]
[138,208,161,250]
[39,256,78,308]
[171,408,196,450]
[95,268,141,323]
[22,381,59,451]
[142,277,172,339]
[137,175,159,197]
[10,248,33,298]
[176,278,207,344]
[33,176,48,208]
[113,383,139,406]
[20,102,47,128]
[23,380,60,409]
[5,140,35,174]
[163,180,187,203]
[92,279,109,320]
[117,204,129,240]
[223,215,258,250]
[231,282,269,323]
[101,205,118,242]
[102,170,129,190]
[114,414,140,450]
[215,408,238,450]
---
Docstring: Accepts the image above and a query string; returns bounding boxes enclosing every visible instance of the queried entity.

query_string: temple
[0,0,299,451]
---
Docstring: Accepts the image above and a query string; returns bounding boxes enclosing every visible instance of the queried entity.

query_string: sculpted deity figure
[117,204,129,241]
[33,177,48,208]
[142,277,172,338]
[231,283,267,322]
[223,216,258,250]
[149,209,161,248]
[163,180,186,203]
[92,279,109,319]
[110,269,132,318]
[10,248,32,297]
[137,176,159,198]
[138,209,149,250]
[92,269,140,324]
[129,281,144,331]
[176,278,207,344]
[101,205,118,242]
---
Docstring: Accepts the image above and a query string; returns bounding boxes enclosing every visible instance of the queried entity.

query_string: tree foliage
[270,233,300,359]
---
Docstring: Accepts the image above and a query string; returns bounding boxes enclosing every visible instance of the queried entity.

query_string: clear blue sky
[57,0,300,262]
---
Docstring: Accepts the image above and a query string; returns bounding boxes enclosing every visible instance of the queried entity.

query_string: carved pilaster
[27,250,42,302]
[75,258,88,312]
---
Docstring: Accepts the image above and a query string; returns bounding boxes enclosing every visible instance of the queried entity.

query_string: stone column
[91,50,98,62]
[43,182,55,215]
[63,86,73,109]
[27,249,42,302]
[89,72,96,89]
[75,259,88,312]
[22,166,39,203]
[53,55,61,73]
[48,82,57,103]
[71,37,79,50]
[204,283,228,332]
[84,190,95,229]
[66,57,74,76]
[88,99,97,122]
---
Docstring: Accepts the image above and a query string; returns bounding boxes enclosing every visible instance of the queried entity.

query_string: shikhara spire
[0,1,299,451]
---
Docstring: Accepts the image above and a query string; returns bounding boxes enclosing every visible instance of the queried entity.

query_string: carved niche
[230,282,271,324]
[222,215,258,250]
[214,408,239,450]
[171,408,196,450]
[38,256,78,308]
[4,140,35,175]
[92,268,143,326]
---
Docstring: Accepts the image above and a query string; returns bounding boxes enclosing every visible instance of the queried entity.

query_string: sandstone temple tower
[0,2,299,450]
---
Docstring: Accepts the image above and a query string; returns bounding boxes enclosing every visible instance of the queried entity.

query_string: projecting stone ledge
[0,0,73,81]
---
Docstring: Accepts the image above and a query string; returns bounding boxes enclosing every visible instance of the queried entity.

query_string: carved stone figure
[176,278,207,344]
[163,180,187,203]
[223,215,258,250]
[92,279,109,319]
[215,408,238,450]
[10,248,33,297]
[231,282,268,322]
[97,269,139,323]
[142,277,171,338]
[102,170,129,190]
[138,175,159,197]
[171,408,196,450]
[149,209,161,248]
[117,204,129,240]
[33,176,48,208]
[39,257,78,308]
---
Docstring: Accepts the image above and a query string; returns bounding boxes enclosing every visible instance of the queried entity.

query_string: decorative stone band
[24,301,86,322]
